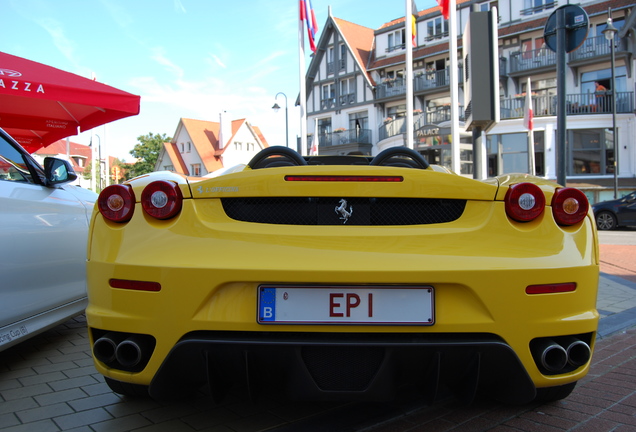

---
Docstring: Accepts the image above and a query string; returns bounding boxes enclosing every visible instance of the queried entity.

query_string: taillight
[109,279,161,292]
[526,283,576,294]
[141,180,183,220]
[552,188,588,226]
[504,182,546,222]
[98,184,135,223]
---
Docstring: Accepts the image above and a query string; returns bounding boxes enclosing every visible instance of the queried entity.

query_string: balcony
[386,44,405,53]
[321,97,336,110]
[509,48,556,75]
[339,93,356,106]
[379,109,466,141]
[414,69,449,92]
[375,78,406,100]
[499,91,634,119]
[568,35,630,75]
[315,128,373,155]
[375,69,464,102]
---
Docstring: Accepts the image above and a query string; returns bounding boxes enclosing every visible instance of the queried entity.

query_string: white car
[0,128,96,352]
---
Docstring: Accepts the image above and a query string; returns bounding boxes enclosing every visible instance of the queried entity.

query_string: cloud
[210,54,226,69]
[150,46,184,79]
[35,18,77,65]
[99,0,134,28]
[174,0,186,13]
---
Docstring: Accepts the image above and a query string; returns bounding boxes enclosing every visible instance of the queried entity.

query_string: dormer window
[426,17,448,42]
[387,30,405,53]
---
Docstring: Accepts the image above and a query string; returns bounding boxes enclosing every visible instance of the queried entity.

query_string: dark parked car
[592,191,636,230]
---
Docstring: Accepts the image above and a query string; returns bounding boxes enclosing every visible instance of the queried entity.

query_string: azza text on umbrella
[0,51,140,153]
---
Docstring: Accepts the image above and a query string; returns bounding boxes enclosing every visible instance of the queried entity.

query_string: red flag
[437,0,450,20]
[523,78,534,131]
[300,0,318,53]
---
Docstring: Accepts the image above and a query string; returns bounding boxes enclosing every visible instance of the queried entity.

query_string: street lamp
[272,92,289,148]
[602,11,618,198]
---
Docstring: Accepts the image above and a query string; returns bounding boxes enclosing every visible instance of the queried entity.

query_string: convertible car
[0,128,96,352]
[87,146,599,404]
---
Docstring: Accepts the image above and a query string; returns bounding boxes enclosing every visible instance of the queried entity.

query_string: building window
[321,83,336,109]
[317,118,332,148]
[387,104,406,121]
[521,0,555,16]
[581,66,627,105]
[327,47,334,75]
[570,129,615,176]
[426,17,448,42]
[191,163,201,176]
[164,165,174,171]
[348,111,369,143]
[180,143,184,153]
[387,30,405,52]
[487,131,544,177]
[339,44,347,70]
[234,142,242,150]
[187,142,191,153]
[480,1,498,11]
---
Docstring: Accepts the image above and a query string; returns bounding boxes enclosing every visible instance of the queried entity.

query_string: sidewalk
[598,244,636,337]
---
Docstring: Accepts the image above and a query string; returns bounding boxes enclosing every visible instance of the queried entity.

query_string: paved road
[1,230,635,431]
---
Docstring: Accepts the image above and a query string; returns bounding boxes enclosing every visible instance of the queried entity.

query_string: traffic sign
[544,5,589,53]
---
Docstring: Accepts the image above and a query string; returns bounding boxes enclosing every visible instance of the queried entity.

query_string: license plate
[257,285,434,325]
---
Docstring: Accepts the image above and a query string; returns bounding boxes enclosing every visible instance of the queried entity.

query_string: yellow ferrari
[86,146,599,403]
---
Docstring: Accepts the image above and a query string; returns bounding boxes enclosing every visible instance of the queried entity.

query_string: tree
[129,132,171,177]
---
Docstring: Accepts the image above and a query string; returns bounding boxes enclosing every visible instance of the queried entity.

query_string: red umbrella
[0,51,140,153]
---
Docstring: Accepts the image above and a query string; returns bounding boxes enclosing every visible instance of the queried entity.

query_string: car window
[0,135,34,183]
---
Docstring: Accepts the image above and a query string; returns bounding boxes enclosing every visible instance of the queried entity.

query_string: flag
[437,0,450,20]
[300,0,318,53]
[411,0,418,47]
[523,77,534,131]
[310,118,319,155]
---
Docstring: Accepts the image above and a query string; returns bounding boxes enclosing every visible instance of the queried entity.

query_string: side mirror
[44,157,78,186]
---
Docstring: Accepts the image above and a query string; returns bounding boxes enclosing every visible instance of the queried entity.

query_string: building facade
[155,116,269,176]
[305,0,636,202]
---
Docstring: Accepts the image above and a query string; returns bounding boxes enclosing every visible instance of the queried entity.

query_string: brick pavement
[0,246,635,431]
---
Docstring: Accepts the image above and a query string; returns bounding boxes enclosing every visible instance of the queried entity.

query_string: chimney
[218,111,231,149]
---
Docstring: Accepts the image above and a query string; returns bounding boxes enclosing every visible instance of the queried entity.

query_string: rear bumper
[149,331,538,403]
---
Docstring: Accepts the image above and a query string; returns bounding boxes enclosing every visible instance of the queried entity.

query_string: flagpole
[299,2,308,156]
[449,0,460,174]
[405,0,414,149]
[404,0,413,149]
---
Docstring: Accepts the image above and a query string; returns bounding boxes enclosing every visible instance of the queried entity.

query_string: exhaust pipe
[115,335,151,368]
[565,338,591,367]
[533,339,568,373]
[93,333,125,364]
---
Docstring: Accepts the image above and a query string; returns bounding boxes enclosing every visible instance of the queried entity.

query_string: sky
[1,0,439,162]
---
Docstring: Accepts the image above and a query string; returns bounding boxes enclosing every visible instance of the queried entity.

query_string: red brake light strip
[285,175,403,182]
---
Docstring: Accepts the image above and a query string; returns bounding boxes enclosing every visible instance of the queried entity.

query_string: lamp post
[602,11,618,198]
[272,92,289,148]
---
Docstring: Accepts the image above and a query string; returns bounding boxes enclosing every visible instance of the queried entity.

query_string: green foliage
[129,132,171,177]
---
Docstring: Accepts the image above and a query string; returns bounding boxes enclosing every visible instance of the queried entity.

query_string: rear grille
[301,346,384,391]
[221,197,466,226]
